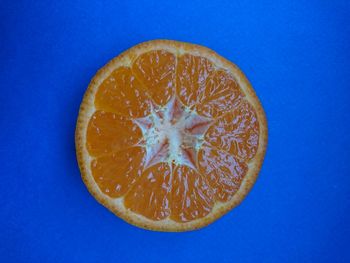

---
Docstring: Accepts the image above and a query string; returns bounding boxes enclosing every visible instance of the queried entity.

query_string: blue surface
[1,0,350,262]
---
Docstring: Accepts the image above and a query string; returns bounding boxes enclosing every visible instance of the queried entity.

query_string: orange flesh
[86,111,142,156]
[124,163,172,220]
[95,67,151,118]
[132,50,176,106]
[177,54,214,108]
[86,51,259,222]
[196,70,242,118]
[91,147,145,198]
[171,165,214,222]
[205,100,259,161]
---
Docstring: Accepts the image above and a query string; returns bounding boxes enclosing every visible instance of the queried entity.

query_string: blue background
[1,0,350,262]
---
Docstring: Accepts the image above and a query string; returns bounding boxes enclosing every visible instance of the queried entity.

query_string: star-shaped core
[134,98,213,170]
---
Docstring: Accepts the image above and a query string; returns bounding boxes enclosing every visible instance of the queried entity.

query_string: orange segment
[91,147,145,198]
[86,111,142,156]
[132,50,176,106]
[171,165,214,222]
[176,54,214,107]
[196,70,242,118]
[95,67,151,118]
[124,163,172,220]
[198,145,247,202]
[205,100,259,161]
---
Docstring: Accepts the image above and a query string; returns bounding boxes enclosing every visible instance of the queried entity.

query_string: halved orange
[75,40,267,231]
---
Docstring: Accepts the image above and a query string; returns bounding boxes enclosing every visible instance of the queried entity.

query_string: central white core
[163,121,181,161]
[134,98,212,170]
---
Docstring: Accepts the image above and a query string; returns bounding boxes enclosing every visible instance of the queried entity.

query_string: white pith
[134,97,212,170]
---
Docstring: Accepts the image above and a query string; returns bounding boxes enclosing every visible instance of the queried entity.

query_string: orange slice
[75,40,267,231]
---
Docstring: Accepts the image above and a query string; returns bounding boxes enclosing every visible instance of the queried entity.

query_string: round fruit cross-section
[75,40,267,231]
